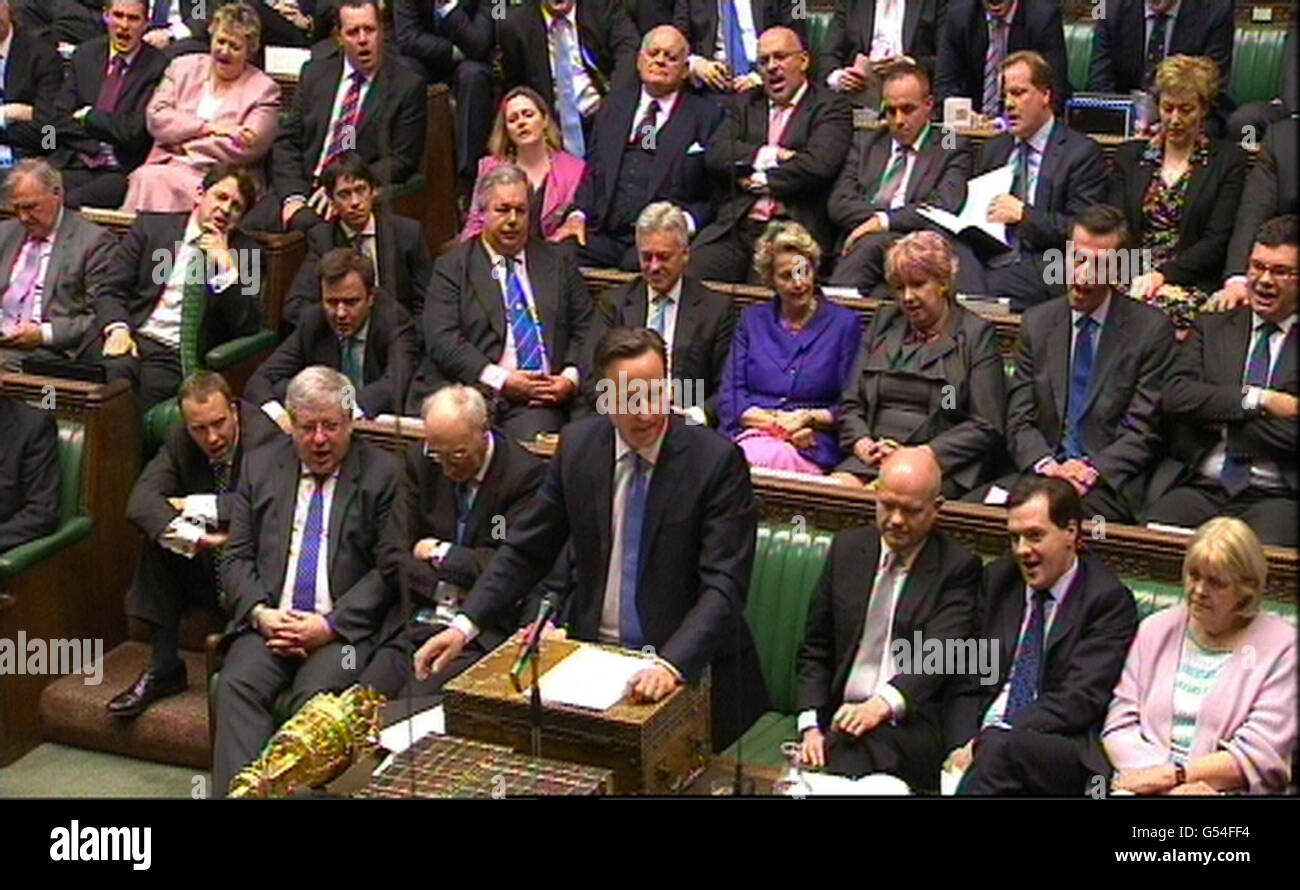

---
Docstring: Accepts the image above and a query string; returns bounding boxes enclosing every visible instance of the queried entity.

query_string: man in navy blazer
[1087,0,1234,134]
[944,474,1137,795]
[415,326,771,750]
[969,51,1108,310]
[567,24,722,270]
[935,0,1070,116]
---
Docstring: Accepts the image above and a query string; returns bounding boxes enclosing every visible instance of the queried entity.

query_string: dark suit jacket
[282,212,434,325]
[1150,307,1299,498]
[12,0,104,46]
[943,552,1137,752]
[935,0,1070,115]
[976,120,1109,257]
[827,125,971,235]
[797,525,980,728]
[698,82,854,258]
[125,399,276,543]
[460,413,769,747]
[376,433,547,650]
[271,46,428,198]
[422,238,595,387]
[219,435,399,641]
[393,0,496,72]
[245,293,419,418]
[497,0,639,117]
[838,302,1005,493]
[601,274,734,422]
[0,396,60,554]
[1006,293,1174,501]
[575,86,722,234]
[1109,137,1247,292]
[51,37,169,174]
[0,212,114,356]
[0,30,64,159]
[94,212,265,356]
[630,0,675,34]
[816,0,945,82]
[1087,0,1233,116]
[672,0,804,61]
[1225,118,1299,279]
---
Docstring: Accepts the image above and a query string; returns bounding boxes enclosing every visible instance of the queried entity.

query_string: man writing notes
[796,447,980,791]
[414,326,770,750]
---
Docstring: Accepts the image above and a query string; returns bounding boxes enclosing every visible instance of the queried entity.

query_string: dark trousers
[825,716,944,792]
[241,190,326,234]
[125,540,219,668]
[212,631,375,795]
[687,217,769,284]
[984,252,1063,312]
[248,1,314,47]
[829,229,988,296]
[97,334,184,411]
[1146,475,1298,548]
[406,56,494,190]
[60,168,129,210]
[576,230,639,271]
[967,472,1137,524]
[494,398,570,443]
[959,727,1092,795]
[360,622,488,720]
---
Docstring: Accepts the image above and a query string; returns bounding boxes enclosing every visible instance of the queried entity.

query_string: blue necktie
[1004,589,1051,720]
[454,482,473,545]
[291,477,326,612]
[722,2,752,77]
[150,0,171,28]
[1221,322,1279,495]
[619,453,649,649]
[0,55,12,169]
[1063,315,1096,460]
[551,18,586,156]
[505,257,545,372]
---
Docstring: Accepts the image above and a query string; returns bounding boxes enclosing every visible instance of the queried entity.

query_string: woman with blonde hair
[122,1,279,212]
[1102,517,1296,794]
[718,221,862,473]
[459,86,586,243]
[1111,55,1248,330]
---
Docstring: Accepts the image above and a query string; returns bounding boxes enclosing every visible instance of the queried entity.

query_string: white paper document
[535,647,650,711]
[780,772,912,796]
[264,46,312,77]
[377,705,445,756]
[982,484,1010,506]
[916,163,1015,248]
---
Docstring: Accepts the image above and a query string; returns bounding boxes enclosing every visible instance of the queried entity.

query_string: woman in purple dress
[718,221,863,473]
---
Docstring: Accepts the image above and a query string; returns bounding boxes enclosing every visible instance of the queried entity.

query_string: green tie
[178,250,207,378]
[340,337,362,388]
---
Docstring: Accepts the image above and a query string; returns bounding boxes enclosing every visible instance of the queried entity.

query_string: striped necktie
[551,18,586,156]
[619,453,649,648]
[1221,322,1279,494]
[982,14,1007,116]
[872,144,912,207]
[320,70,365,177]
[504,257,544,371]
[291,477,327,612]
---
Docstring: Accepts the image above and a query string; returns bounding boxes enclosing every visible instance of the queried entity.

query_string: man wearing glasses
[1146,214,1299,547]
[360,384,547,716]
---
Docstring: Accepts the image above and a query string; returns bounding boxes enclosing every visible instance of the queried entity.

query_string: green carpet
[0,743,207,798]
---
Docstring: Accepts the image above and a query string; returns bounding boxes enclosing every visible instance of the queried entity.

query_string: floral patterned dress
[1137,134,1212,332]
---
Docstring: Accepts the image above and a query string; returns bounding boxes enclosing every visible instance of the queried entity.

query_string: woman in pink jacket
[1103,517,1296,794]
[460,86,586,244]
[122,2,279,213]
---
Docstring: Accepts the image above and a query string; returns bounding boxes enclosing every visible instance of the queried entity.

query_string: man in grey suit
[966,205,1175,523]
[826,60,975,295]
[213,366,399,795]
[0,160,114,371]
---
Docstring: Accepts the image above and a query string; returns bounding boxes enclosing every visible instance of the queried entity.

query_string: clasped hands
[254,607,335,659]
[1038,457,1099,495]
[689,58,762,93]
[1111,764,1214,796]
[502,370,576,407]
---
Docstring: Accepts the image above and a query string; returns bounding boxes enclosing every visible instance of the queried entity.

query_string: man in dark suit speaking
[213,365,398,794]
[796,447,980,791]
[415,326,770,750]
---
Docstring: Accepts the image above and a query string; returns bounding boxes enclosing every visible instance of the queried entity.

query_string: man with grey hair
[361,383,548,715]
[596,200,734,425]
[0,159,115,370]
[414,162,595,439]
[0,0,63,174]
[562,24,721,270]
[214,364,399,794]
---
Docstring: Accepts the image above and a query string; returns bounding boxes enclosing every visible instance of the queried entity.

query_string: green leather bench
[726,522,1298,770]
[1064,21,1095,93]
[0,420,93,578]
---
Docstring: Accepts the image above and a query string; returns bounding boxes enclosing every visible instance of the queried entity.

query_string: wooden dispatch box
[443,633,711,794]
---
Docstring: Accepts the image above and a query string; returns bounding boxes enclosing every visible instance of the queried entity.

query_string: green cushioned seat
[805,10,836,72]
[1229,27,1290,108]
[1063,21,1095,93]
[0,420,92,576]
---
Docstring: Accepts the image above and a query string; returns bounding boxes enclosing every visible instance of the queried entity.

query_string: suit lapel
[672,282,703,369]
[525,247,560,361]
[624,280,649,327]
[1079,295,1130,416]
[327,446,361,573]
[1046,303,1070,426]
[0,228,21,288]
[647,96,694,197]
[861,131,892,198]
[271,450,301,596]
[1222,309,1252,385]
[603,91,639,208]
[639,419,685,582]
[1271,325,1298,388]
[905,140,940,204]
[1180,144,1216,235]
[468,242,506,343]
[1033,121,1067,208]
[839,532,882,681]
[895,536,939,635]
[902,0,921,48]
[594,421,616,585]
[1044,559,1086,656]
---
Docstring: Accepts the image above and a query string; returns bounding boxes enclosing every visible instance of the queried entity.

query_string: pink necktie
[749,104,793,221]
[1,236,47,326]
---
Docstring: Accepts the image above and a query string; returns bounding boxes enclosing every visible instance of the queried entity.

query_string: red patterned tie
[319,70,365,179]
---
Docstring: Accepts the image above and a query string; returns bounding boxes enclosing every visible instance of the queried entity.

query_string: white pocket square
[687,142,706,154]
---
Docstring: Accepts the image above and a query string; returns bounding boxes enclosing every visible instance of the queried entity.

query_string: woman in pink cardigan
[122,2,279,213]
[460,86,586,243]
[1103,517,1296,794]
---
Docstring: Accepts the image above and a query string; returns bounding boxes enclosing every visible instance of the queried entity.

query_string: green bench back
[1229,26,1291,108]
[56,420,85,524]
[1064,21,1095,93]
